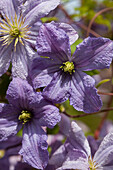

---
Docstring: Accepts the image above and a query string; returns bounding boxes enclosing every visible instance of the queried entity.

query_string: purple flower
[30,22,113,113]
[0,136,22,170]
[0,0,60,79]
[0,78,61,169]
[49,121,113,170]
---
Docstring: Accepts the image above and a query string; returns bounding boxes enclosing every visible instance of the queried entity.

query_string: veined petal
[36,97,61,128]
[102,166,113,170]
[87,136,100,157]
[0,0,15,19]
[12,0,23,14]
[25,21,42,47]
[19,120,48,169]
[62,149,89,170]
[0,135,22,150]
[67,121,91,158]
[42,72,71,104]
[36,22,71,62]
[69,71,102,113]
[93,133,113,167]
[73,37,113,71]
[23,0,60,26]
[12,42,29,79]
[6,78,36,109]
[0,103,20,141]
[59,113,71,136]
[49,145,67,169]
[30,56,60,89]
[0,42,13,76]
[50,21,79,45]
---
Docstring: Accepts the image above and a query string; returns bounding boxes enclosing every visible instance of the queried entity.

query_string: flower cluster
[0,0,113,170]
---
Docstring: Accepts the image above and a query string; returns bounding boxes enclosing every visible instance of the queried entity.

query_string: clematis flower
[49,121,113,170]
[30,22,113,113]
[0,136,22,170]
[0,0,60,79]
[0,78,61,169]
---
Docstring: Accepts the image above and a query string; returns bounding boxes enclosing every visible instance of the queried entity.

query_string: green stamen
[9,26,20,37]
[60,61,75,74]
[88,157,97,170]
[19,110,32,124]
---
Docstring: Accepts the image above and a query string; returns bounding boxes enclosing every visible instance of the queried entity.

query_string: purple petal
[0,0,15,19]
[25,21,42,47]
[102,166,113,170]
[6,78,35,109]
[69,71,102,113]
[93,133,113,167]
[0,103,21,141]
[43,72,71,104]
[30,56,60,89]
[15,162,32,170]
[59,113,71,136]
[0,157,9,170]
[67,121,91,158]
[0,136,22,150]
[12,43,29,79]
[73,37,113,71]
[12,0,23,14]
[24,0,60,26]
[87,136,100,157]
[49,145,67,169]
[19,120,48,169]
[36,97,61,128]
[0,42,13,76]
[62,149,89,170]
[99,120,113,138]
[36,22,71,62]
[51,21,79,45]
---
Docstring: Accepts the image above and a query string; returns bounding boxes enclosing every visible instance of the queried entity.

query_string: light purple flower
[0,0,60,79]
[0,78,61,169]
[30,22,113,113]
[49,121,113,170]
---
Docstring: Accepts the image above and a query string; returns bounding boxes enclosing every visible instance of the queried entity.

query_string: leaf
[84,70,100,76]
[71,38,83,55]
[96,79,111,88]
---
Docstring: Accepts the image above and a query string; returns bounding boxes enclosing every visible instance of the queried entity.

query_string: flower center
[0,13,30,50]
[88,157,97,170]
[18,110,32,124]
[60,61,75,74]
[9,26,20,37]
[0,150,5,159]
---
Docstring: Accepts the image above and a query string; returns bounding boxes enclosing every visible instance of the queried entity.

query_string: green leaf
[0,73,11,102]
[96,79,111,88]
[84,70,100,76]
[47,124,59,134]
[71,38,83,55]
[41,17,58,23]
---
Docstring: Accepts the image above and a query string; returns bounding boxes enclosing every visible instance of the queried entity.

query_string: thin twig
[58,5,101,37]
[98,91,113,96]
[94,62,113,139]
[63,107,113,118]
[87,7,113,37]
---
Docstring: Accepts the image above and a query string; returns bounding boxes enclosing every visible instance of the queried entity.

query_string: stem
[94,62,113,139]
[58,5,101,37]
[87,7,113,37]
[98,91,113,96]
[63,107,113,118]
